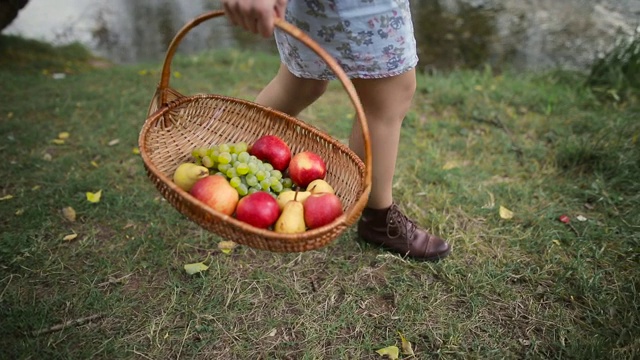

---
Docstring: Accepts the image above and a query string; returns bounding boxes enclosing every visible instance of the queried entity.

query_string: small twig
[97,273,133,287]
[31,313,105,336]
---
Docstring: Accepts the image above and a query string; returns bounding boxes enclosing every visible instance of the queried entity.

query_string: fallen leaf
[218,241,237,254]
[376,346,399,360]
[173,71,182,78]
[499,205,514,219]
[63,233,78,241]
[442,160,459,170]
[559,215,570,224]
[398,332,415,356]
[32,185,41,191]
[15,208,24,216]
[138,69,148,75]
[62,207,76,222]
[108,138,120,146]
[0,195,13,201]
[58,132,70,139]
[576,215,587,222]
[552,239,561,246]
[184,262,209,275]
[86,190,102,203]
[132,147,140,155]
[91,161,99,168]
[43,153,53,161]
[51,139,65,145]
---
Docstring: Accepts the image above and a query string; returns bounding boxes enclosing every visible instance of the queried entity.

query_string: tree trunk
[0,0,29,32]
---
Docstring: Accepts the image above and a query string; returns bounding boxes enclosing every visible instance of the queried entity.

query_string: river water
[4,0,640,72]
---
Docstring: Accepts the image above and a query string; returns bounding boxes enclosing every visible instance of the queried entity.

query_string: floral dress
[274,0,418,80]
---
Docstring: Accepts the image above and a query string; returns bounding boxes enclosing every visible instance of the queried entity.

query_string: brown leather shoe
[357,203,451,261]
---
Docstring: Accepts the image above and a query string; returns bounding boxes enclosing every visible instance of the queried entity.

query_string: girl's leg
[255,63,329,116]
[349,69,417,209]
[351,69,451,261]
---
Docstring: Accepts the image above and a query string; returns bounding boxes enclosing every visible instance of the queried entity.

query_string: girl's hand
[222,0,287,38]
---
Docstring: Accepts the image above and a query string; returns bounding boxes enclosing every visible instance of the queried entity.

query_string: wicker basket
[139,10,372,253]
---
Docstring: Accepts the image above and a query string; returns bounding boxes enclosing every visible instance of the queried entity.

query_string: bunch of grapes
[191,141,293,197]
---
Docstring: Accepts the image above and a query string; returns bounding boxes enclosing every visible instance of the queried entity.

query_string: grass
[1,35,639,359]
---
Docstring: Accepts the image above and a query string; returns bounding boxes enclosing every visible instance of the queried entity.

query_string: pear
[173,162,209,191]
[274,192,307,234]
[276,189,311,210]
[306,179,335,194]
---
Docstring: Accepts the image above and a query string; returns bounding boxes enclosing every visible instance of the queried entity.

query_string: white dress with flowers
[274,0,418,80]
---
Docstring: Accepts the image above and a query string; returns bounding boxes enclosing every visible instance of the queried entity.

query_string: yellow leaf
[86,190,102,203]
[15,208,24,216]
[62,207,76,222]
[218,240,237,254]
[108,138,120,146]
[0,195,13,201]
[32,185,41,191]
[91,161,99,168]
[58,132,70,139]
[173,71,182,78]
[499,205,514,219]
[376,346,399,360]
[138,69,148,75]
[398,332,415,356]
[442,160,459,170]
[51,139,65,145]
[132,147,140,155]
[552,239,561,246]
[184,262,209,275]
[63,233,78,241]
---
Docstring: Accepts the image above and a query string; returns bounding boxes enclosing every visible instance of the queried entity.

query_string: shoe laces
[386,204,417,241]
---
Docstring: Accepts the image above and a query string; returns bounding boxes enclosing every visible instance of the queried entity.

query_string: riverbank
[1,37,638,359]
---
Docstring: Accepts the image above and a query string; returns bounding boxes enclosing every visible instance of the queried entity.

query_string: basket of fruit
[139,10,372,253]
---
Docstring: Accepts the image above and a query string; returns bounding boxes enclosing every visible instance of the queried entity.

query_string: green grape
[251,184,262,192]
[270,177,280,187]
[226,168,238,179]
[282,178,293,188]
[270,170,282,180]
[235,142,248,153]
[229,176,242,188]
[217,152,232,164]
[231,153,238,162]
[201,155,214,168]
[236,163,249,175]
[248,187,259,194]
[218,144,230,153]
[250,155,259,162]
[208,148,219,159]
[196,147,209,158]
[237,151,250,163]
[247,161,259,174]
[260,179,271,191]
[191,149,201,159]
[245,174,258,187]
[214,172,225,177]
[263,163,273,171]
[256,170,267,181]
[233,161,241,168]
[270,181,283,193]
[237,183,249,196]
[228,143,236,154]
[217,163,231,173]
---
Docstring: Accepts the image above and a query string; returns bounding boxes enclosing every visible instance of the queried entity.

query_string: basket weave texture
[139,11,372,253]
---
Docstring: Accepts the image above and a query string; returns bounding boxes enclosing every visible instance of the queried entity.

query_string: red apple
[249,135,291,172]
[303,192,343,229]
[189,175,239,216]
[288,151,326,188]
[235,191,281,229]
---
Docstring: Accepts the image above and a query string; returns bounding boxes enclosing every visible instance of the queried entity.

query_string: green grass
[1,35,639,359]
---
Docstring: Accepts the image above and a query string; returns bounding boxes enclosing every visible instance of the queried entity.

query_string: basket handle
[156,9,372,205]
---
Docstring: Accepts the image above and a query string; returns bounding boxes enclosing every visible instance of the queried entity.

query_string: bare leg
[349,69,417,209]
[255,63,329,116]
